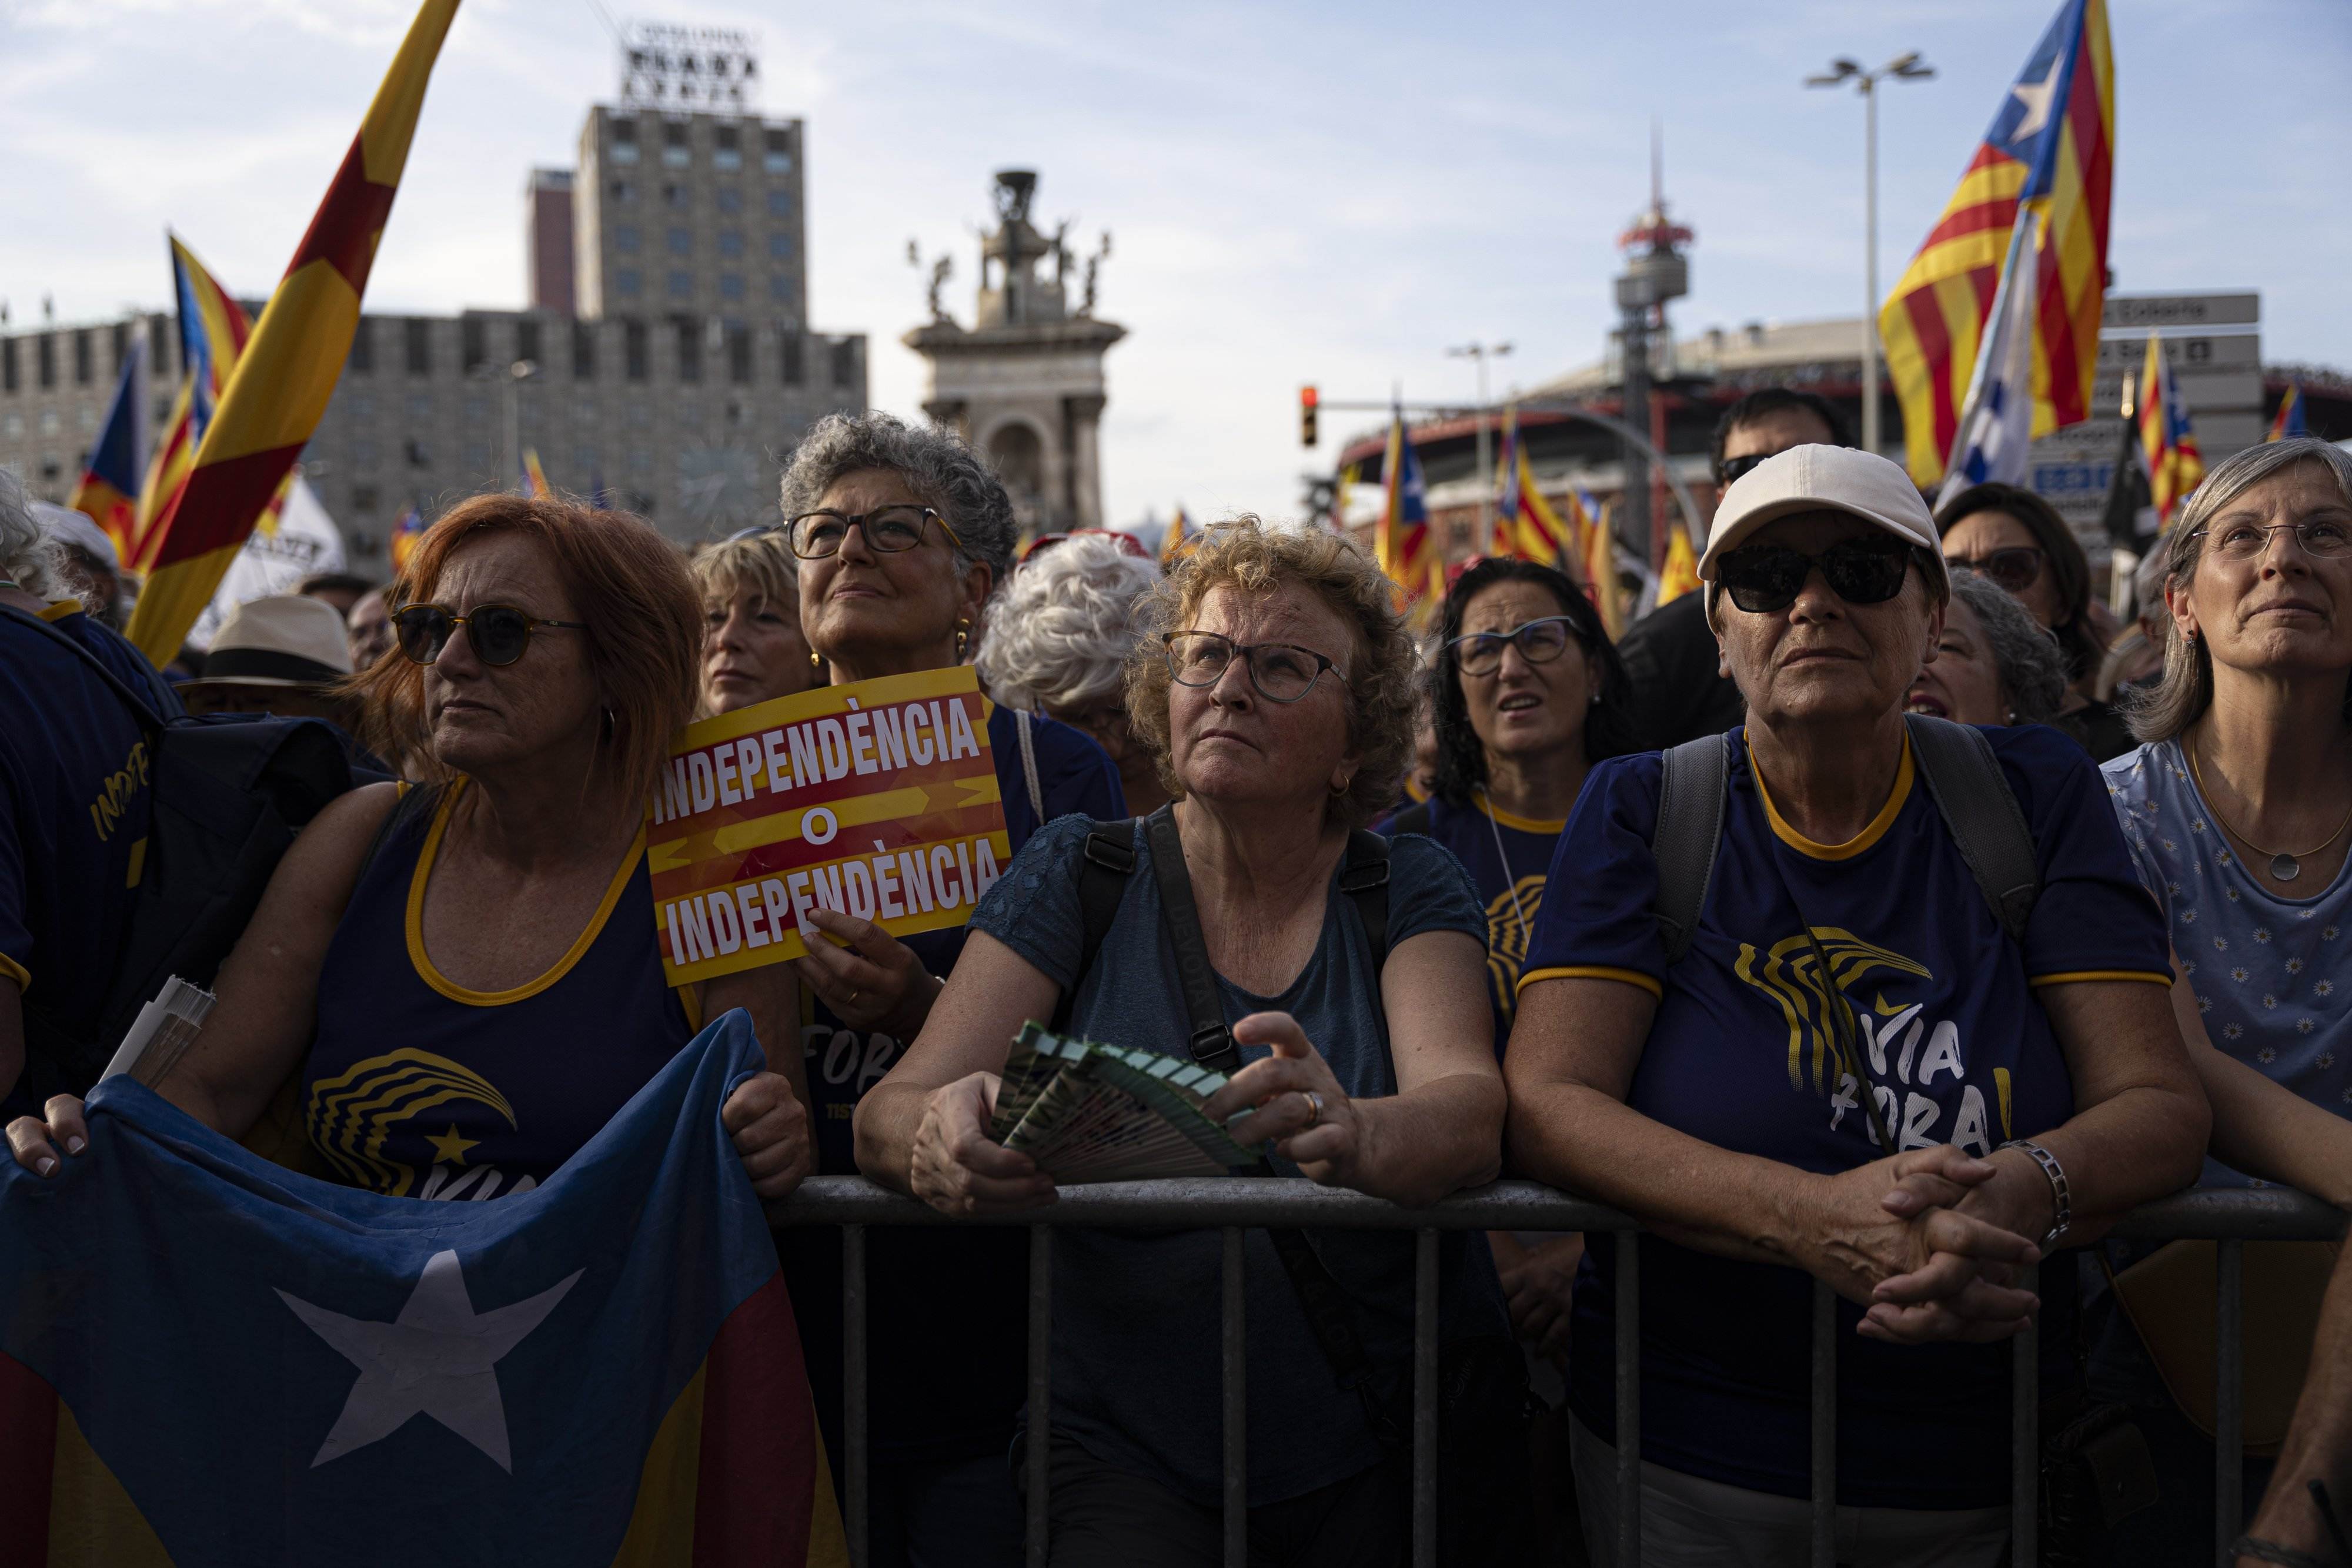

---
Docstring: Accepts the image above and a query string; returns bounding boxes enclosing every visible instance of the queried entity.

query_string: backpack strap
[1652,733,1731,965]
[1048,817,1136,1032]
[1339,830,1392,969]
[1143,805,1238,1070]
[1902,713,2040,945]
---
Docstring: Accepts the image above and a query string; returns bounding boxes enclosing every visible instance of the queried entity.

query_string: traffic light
[1299,385,1319,448]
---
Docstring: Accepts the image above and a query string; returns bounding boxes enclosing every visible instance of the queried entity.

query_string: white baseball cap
[1698,444,1947,594]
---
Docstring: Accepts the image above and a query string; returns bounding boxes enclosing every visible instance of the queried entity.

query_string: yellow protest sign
[648,666,1009,986]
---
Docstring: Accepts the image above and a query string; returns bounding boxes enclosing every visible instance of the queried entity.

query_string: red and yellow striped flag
[1880,0,2113,485]
[127,238,255,571]
[1377,412,1440,615]
[1655,523,1700,608]
[2140,333,2206,530]
[123,0,460,664]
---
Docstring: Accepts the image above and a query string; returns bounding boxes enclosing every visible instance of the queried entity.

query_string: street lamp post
[475,357,541,490]
[1446,340,1512,553]
[1807,52,1933,458]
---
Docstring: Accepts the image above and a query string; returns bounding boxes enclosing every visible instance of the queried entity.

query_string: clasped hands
[910,1009,1359,1216]
[1801,1144,2056,1346]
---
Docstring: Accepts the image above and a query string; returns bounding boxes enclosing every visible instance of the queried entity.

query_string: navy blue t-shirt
[780,703,1124,1467]
[971,814,1505,1506]
[1,609,158,1119]
[1382,792,1565,1052]
[1518,723,2171,1508]
[38,603,183,720]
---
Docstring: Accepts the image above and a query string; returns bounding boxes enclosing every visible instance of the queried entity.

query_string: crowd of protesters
[5,406,2352,1568]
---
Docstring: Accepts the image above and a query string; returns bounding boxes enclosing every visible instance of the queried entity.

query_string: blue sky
[4,0,2346,526]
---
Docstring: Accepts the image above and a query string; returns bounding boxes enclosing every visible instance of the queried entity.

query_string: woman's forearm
[1505,1079,1816,1267]
[1349,1072,1505,1207]
[2198,1047,2352,1209]
[850,1081,927,1192]
[2245,1246,2352,1556]
[2036,1079,2210,1231]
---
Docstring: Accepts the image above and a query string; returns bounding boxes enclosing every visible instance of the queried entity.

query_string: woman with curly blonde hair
[858,517,1509,1564]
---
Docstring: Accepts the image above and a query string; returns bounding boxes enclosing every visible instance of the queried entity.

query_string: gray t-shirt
[968,813,1503,1506]
[2103,740,2352,1183]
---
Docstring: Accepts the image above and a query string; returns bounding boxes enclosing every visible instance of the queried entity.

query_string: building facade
[0,94,863,571]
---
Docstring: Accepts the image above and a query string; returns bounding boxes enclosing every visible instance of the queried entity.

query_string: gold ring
[1301,1090,1324,1128]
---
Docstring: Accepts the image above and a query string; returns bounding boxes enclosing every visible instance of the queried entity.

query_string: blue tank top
[303,783,696,1201]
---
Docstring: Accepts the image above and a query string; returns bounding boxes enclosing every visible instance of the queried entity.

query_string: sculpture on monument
[903,169,1127,537]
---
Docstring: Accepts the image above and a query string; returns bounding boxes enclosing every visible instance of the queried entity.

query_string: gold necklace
[2186,740,2352,884]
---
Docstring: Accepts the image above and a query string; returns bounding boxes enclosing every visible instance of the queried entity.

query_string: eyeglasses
[784,506,963,560]
[2192,517,2352,562]
[1944,545,2044,595]
[1164,631,1342,704]
[1448,616,1585,677]
[392,603,587,667]
[1715,534,1916,614]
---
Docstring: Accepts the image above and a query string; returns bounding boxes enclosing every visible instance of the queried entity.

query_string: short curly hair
[1946,568,2068,724]
[1125,516,1416,830]
[691,527,798,613]
[975,533,1163,714]
[778,412,1018,601]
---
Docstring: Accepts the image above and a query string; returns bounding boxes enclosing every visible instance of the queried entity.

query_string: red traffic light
[1300,385,1319,447]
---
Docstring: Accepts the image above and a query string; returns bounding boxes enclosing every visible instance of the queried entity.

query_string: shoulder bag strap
[1140,802,1404,1445]
[1903,713,2040,945]
[1652,733,1731,965]
[1014,707,1047,825]
[1048,818,1137,1032]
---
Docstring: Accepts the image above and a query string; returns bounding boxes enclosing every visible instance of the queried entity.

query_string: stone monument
[905,170,1125,534]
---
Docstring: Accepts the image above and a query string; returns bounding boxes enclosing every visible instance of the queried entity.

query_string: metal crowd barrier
[774,1177,2347,1568]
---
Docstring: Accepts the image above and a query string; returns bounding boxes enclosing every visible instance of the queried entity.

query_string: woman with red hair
[9,494,811,1209]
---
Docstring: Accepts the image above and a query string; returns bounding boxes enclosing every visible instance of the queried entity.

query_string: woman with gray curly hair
[771,412,1124,1568]
[1904,567,2069,728]
[860,517,1510,1563]
[974,532,1168,813]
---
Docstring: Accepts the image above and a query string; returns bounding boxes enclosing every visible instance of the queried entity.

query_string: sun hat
[1698,444,1949,594]
[196,595,355,687]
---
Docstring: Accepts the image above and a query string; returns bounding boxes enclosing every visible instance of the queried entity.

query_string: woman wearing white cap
[1504,444,2211,1565]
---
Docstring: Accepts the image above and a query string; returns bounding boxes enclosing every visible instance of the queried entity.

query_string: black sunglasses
[1945,545,2043,595]
[393,603,587,667]
[1718,452,1774,487]
[1715,535,1917,614]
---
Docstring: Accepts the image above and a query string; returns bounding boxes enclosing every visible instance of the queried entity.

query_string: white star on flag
[2008,71,2057,141]
[279,1249,582,1472]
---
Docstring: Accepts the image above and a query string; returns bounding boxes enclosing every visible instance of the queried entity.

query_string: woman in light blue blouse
[2100,436,2352,1564]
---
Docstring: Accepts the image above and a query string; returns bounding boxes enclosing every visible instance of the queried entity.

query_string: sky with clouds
[3,0,2346,527]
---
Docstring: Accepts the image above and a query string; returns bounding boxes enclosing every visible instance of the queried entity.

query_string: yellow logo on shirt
[1484,874,1546,1022]
[305,1048,517,1196]
[1733,928,1932,1094]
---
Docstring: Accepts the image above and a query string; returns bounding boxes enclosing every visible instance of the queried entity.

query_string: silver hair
[2126,437,2352,743]
[777,412,1017,601]
[973,534,1163,714]
[0,468,68,600]
[1947,568,2069,724]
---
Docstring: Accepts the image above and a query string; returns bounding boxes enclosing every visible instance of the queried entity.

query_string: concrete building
[905,170,1123,536]
[0,86,864,570]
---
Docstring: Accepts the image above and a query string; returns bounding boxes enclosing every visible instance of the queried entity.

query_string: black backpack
[3,606,357,1105]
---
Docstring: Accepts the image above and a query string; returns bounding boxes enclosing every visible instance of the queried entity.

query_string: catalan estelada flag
[123,0,460,666]
[129,238,255,573]
[2140,332,2206,530]
[2267,382,2308,443]
[1880,0,2113,485]
[521,448,552,499]
[389,502,426,572]
[0,1015,844,1567]
[1494,409,1576,567]
[1656,522,1700,608]
[1160,504,1190,564]
[1377,410,1439,612]
[68,337,145,554]
[1579,494,1625,639]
